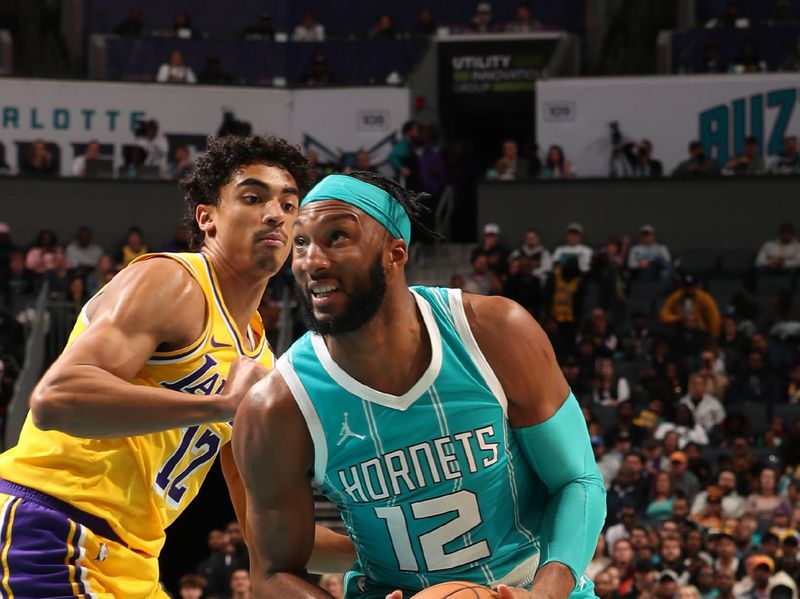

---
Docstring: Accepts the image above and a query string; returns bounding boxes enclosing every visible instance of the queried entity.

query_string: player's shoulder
[88,254,205,323]
[461,292,534,333]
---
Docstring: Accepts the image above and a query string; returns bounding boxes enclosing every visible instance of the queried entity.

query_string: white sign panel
[536,74,800,177]
[0,79,409,176]
[290,87,409,172]
[0,79,291,174]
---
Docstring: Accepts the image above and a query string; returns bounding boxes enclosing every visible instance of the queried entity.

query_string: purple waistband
[0,478,125,546]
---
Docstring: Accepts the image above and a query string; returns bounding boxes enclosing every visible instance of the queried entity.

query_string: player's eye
[330,230,347,243]
[243,194,259,204]
[293,235,308,247]
[283,202,297,213]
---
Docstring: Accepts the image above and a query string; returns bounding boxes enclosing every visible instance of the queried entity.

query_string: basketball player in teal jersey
[233,172,606,598]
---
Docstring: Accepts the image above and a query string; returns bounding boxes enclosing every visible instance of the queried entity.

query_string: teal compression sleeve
[511,392,606,587]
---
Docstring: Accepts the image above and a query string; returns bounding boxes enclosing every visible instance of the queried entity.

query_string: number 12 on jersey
[375,490,490,572]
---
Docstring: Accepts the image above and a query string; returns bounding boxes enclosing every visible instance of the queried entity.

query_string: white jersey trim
[446,288,508,416]
[275,356,328,486]
[309,289,443,411]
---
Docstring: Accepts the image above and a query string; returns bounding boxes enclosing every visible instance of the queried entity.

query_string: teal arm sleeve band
[511,392,607,587]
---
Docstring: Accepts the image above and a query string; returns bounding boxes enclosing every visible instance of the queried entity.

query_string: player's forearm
[308,524,356,574]
[30,364,231,437]
[527,562,577,599]
[252,571,334,598]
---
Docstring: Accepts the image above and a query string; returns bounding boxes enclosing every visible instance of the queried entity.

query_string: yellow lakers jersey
[0,252,274,557]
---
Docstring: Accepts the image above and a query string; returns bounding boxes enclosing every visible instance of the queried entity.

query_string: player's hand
[385,591,402,599]
[220,356,268,417]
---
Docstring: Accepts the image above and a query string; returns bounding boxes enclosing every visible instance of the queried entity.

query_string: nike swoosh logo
[210,336,232,348]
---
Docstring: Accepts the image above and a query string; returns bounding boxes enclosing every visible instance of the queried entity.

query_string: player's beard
[297,253,387,337]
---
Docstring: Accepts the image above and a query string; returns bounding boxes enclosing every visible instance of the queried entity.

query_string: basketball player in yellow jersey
[0,135,355,598]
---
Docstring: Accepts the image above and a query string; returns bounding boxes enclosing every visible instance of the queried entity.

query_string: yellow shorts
[0,491,170,598]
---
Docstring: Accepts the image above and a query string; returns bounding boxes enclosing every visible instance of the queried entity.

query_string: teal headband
[301,174,412,245]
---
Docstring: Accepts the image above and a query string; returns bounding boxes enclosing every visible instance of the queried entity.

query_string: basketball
[411,580,499,598]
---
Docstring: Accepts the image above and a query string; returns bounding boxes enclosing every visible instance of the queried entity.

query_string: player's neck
[203,250,269,342]
[326,289,430,395]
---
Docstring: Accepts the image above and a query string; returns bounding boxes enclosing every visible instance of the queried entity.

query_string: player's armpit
[308,524,356,574]
[29,258,233,437]
[461,294,569,426]
[232,370,333,598]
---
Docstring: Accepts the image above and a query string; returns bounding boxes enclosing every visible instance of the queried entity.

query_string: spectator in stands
[620,310,654,361]
[696,41,727,74]
[369,13,396,39]
[115,6,145,36]
[672,141,721,177]
[1,250,36,316]
[486,139,530,181]
[593,435,619,490]
[659,274,722,337]
[693,469,746,518]
[705,1,750,28]
[471,222,509,278]
[24,229,62,274]
[591,358,630,407]
[579,308,619,358]
[610,538,636,596]
[731,39,766,74]
[115,226,147,269]
[462,252,497,295]
[546,256,585,346]
[318,574,344,599]
[417,123,448,198]
[71,140,102,177]
[293,10,325,42]
[20,139,57,177]
[168,145,193,180]
[646,471,676,521]
[787,363,800,404]
[657,407,710,450]
[135,119,169,174]
[171,10,194,39]
[781,35,800,71]
[553,222,593,272]
[414,8,437,36]
[747,468,786,519]
[243,13,275,41]
[198,55,232,85]
[593,570,616,599]
[509,229,552,282]
[156,49,196,83]
[160,225,191,254]
[540,144,574,179]
[178,574,206,599]
[505,3,547,32]
[304,53,336,87]
[607,466,648,521]
[470,2,500,33]
[605,504,638,550]
[628,224,672,281]
[632,139,663,178]
[723,136,764,175]
[680,372,726,434]
[388,121,421,188]
[230,568,252,599]
[118,145,146,179]
[85,254,115,296]
[727,350,782,408]
[46,249,71,299]
[503,252,541,317]
[766,0,799,26]
[769,136,800,175]
[65,226,103,273]
[586,535,612,580]
[756,222,800,272]
[669,450,703,503]
[606,401,648,449]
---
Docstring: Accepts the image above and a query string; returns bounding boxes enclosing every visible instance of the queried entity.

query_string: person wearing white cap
[471,222,510,277]
[627,225,672,281]
[552,222,593,273]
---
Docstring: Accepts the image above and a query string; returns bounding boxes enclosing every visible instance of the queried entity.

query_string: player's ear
[196,202,217,237]
[387,238,408,270]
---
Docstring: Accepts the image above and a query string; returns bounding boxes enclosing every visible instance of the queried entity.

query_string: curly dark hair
[344,170,442,241]
[179,135,315,250]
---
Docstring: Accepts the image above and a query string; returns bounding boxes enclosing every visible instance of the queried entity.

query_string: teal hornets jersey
[276,287,550,593]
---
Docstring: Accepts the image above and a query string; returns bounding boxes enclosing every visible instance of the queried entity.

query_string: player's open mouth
[310,284,339,298]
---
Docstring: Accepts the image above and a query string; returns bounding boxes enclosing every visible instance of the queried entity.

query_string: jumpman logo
[337,412,365,445]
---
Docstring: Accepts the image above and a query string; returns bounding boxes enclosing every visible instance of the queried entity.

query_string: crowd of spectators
[454,218,800,597]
